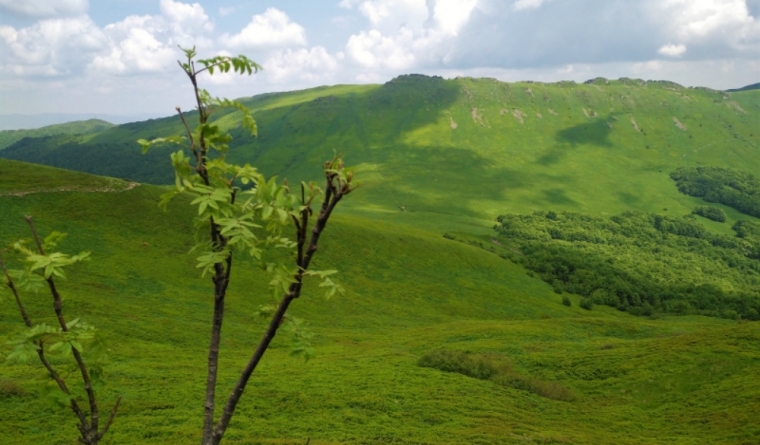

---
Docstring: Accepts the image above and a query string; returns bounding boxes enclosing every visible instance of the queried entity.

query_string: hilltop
[1,159,759,444]
[0,119,114,151]
[1,76,758,234]
[1,76,760,443]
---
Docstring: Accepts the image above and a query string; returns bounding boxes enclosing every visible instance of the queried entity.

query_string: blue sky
[1,0,759,118]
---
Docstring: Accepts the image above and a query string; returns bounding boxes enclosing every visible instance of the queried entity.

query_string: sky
[0,0,759,118]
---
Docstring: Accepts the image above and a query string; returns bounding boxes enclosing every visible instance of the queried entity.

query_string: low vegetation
[419,349,574,401]
[0,75,759,444]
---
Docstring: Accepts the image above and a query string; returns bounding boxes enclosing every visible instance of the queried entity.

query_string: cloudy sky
[1,0,759,118]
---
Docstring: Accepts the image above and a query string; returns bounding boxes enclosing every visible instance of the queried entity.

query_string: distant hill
[0,119,115,151]
[727,82,760,92]
[0,113,160,131]
[2,76,758,230]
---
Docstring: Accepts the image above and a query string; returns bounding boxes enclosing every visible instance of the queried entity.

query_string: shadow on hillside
[365,144,575,219]
[542,188,579,206]
[556,117,614,147]
[227,74,462,179]
[537,114,616,166]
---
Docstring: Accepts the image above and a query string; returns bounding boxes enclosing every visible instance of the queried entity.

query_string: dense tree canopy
[494,211,760,320]
[671,167,760,218]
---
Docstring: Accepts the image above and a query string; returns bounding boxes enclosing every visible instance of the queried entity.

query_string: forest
[494,210,760,320]
[672,166,760,218]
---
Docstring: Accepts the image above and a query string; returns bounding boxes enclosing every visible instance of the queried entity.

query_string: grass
[0,74,758,445]
[0,160,759,444]
[2,77,758,237]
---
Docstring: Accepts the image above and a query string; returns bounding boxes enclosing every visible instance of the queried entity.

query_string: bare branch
[97,396,122,440]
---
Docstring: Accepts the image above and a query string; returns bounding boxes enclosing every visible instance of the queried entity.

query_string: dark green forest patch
[671,166,760,218]
[692,205,727,222]
[494,211,760,320]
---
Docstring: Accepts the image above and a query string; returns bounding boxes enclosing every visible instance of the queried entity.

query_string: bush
[692,205,727,222]
[419,349,573,401]
[418,349,500,380]
[579,298,594,310]
[0,379,26,398]
[562,295,572,306]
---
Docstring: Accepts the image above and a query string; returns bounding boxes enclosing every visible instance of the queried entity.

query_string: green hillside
[1,160,759,444]
[1,77,758,235]
[0,119,114,151]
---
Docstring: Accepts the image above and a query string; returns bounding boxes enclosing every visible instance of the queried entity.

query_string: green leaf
[65,318,80,330]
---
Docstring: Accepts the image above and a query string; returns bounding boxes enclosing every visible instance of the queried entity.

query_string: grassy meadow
[1,159,759,444]
[1,76,759,444]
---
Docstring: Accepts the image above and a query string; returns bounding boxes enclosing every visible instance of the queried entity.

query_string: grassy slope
[2,78,757,237]
[1,161,759,445]
[0,119,114,151]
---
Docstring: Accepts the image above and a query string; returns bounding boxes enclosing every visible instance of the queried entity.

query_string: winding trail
[0,182,140,197]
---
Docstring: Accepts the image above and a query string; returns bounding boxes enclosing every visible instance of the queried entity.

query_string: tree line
[494,210,760,320]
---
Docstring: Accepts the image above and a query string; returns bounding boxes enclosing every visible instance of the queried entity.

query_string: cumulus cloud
[343,0,478,73]
[0,0,88,18]
[0,15,107,76]
[89,0,215,76]
[346,28,417,69]
[160,0,214,36]
[433,0,478,35]
[219,8,306,49]
[264,46,340,83]
[513,0,546,11]
[441,0,760,70]
[658,43,687,57]
[90,16,176,75]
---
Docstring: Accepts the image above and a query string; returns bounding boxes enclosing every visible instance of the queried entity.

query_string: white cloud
[346,28,417,69]
[160,0,214,36]
[90,22,176,74]
[264,46,339,83]
[88,1,214,76]
[651,0,760,55]
[343,0,480,73]
[219,6,234,17]
[513,0,546,11]
[658,43,687,57]
[0,0,88,18]
[432,0,477,35]
[357,0,429,31]
[220,8,306,49]
[0,16,107,76]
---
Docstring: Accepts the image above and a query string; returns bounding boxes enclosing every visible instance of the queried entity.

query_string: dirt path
[0,182,140,197]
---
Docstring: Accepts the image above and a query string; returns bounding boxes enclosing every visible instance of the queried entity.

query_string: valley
[1,76,759,444]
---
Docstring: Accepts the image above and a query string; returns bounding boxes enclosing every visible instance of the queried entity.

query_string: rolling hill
[1,76,758,234]
[1,74,760,444]
[0,119,114,151]
[1,159,759,445]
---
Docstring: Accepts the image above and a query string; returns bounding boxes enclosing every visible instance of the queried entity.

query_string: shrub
[692,205,727,222]
[0,379,26,398]
[418,349,501,380]
[579,298,594,310]
[562,295,572,306]
[419,349,574,401]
